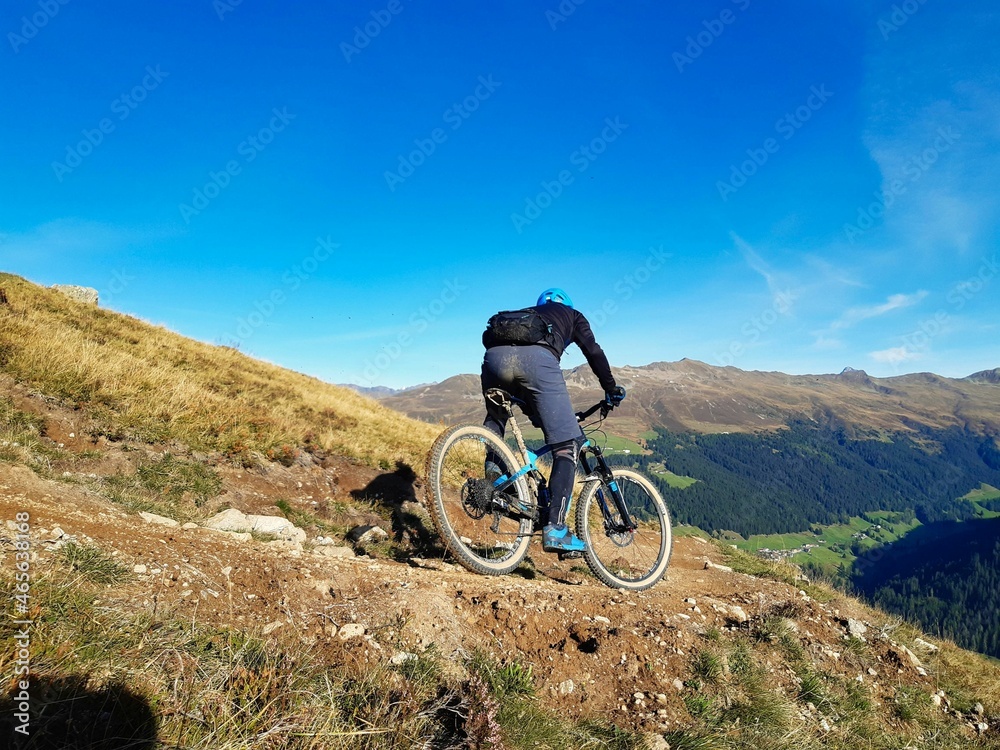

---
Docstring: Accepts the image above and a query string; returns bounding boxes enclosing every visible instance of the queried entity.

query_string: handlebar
[576,400,611,423]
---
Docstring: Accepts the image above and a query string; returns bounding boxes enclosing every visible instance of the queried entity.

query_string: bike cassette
[461,478,492,519]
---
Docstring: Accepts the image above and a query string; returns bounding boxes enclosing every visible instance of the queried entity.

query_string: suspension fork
[580,444,637,532]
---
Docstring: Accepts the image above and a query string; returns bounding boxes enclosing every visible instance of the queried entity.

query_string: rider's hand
[605,386,626,408]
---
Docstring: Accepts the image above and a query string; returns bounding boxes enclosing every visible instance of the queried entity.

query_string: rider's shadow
[349,461,442,558]
[0,674,158,749]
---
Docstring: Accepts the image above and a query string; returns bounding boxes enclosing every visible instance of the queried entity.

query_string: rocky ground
[0,385,969,740]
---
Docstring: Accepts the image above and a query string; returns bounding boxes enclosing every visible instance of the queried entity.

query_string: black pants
[481,345,584,527]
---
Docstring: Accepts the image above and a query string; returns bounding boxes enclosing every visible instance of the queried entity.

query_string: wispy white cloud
[803,255,866,289]
[869,346,922,366]
[860,6,1000,258]
[729,232,797,311]
[829,290,928,331]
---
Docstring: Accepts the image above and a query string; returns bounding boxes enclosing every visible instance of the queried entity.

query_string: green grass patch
[97,453,222,521]
[0,395,68,473]
[648,461,699,488]
[735,512,923,580]
[55,542,132,585]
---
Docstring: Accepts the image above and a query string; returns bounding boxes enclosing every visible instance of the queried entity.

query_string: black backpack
[483,309,553,348]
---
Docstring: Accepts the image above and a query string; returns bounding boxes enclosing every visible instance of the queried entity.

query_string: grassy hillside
[0,273,438,471]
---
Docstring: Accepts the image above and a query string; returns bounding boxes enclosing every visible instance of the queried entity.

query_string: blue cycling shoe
[542,524,586,554]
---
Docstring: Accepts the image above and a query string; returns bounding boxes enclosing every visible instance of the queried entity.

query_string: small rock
[559,679,575,695]
[594,616,611,625]
[133,564,147,574]
[646,734,671,750]
[704,560,733,572]
[201,528,252,542]
[249,514,307,543]
[896,644,923,668]
[138,511,180,527]
[221,566,232,577]
[974,703,985,716]
[202,508,251,531]
[262,621,284,635]
[683,598,696,605]
[348,525,389,544]
[182,522,199,530]
[847,619,868,640]
[338,623,366,640]
[672,679,684,691]
[932,694,943,707]
[914,637,940,653]
[51,284,98,305]
[390,652,418,666]
[409,556,443,569]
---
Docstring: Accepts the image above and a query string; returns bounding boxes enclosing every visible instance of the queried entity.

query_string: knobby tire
[575,468,672,591]
[425,424,533,576]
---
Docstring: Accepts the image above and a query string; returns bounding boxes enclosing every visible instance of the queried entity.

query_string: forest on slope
[632,422,1000,658]
[639,423,1000,537]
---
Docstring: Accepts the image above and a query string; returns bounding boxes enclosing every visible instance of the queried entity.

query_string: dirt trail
[0,453,925,732]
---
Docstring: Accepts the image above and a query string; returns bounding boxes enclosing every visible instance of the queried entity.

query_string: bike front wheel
[575,468,672,590]
[425,424,533,576]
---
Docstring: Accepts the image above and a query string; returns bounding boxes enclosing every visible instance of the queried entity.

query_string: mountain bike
[424,388,672,590]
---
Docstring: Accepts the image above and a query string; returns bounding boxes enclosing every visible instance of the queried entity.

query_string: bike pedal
[557,551,584,561]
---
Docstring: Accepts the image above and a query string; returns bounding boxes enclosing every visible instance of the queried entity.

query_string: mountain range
[359,360,1000,440]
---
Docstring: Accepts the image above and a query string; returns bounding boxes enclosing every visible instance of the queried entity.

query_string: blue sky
[1,0,997,389]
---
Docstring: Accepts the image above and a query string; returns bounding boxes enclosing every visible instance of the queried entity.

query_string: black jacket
[484,302,617,393]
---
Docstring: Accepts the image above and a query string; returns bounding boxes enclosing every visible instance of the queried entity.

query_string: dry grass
[0,274,439,472]
[0,561,649,750]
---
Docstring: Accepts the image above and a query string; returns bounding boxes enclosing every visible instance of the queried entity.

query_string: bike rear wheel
[425,424,533,575]
[575,468,672,590]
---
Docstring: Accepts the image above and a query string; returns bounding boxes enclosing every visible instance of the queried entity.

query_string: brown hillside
[379,359,1000,441]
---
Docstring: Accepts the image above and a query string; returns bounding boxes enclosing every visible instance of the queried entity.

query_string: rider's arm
[571,312,617,393]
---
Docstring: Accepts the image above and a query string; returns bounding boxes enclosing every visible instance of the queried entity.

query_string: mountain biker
[481,288,626,554]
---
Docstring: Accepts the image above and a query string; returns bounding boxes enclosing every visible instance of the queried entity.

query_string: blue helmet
[537,288,573,308]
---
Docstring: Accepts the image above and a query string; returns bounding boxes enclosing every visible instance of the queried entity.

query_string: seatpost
[486,389,530,465]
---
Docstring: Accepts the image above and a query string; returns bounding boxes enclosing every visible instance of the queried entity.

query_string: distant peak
[965,368,1000,384]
